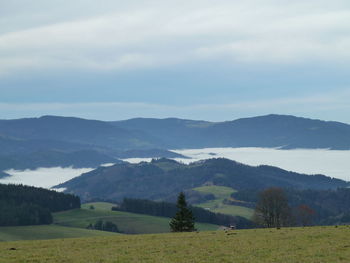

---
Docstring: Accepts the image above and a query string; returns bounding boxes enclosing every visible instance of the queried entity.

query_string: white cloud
[0,0,349,75]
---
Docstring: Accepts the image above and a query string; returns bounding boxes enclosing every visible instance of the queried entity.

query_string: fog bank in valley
[0,167,94,189]
[126,148,350,182]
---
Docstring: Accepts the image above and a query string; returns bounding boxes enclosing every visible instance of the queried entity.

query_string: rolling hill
[113,114,350,149]
[0,150,119,171]
[1,114,350,155]
[0,202,219,242]
[58,158,348,202]
[53,203,218,235]
[0,225,117,242]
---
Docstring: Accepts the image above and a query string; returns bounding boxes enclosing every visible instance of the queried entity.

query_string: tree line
[0,184,80,226]
[234,187,350,226]
[87,219,119,233]
[112,197,253,229]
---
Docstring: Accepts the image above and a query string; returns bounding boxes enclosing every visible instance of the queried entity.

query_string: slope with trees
[0,184,80,226]
[234,187,350,226]
[1,114,350,171]
[113,114,350,149]
[58,158,348,202]
[113,198,252,229]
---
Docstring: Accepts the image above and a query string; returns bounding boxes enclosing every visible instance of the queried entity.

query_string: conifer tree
[169,192,196,232]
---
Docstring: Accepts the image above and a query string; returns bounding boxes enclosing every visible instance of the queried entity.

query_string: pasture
[1,226,349,263]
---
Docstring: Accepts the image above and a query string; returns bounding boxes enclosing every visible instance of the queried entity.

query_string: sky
[0,0,349,122]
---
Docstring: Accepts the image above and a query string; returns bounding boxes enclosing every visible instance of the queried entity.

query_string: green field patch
[193,185,237,198]
[192,185,254,219]
[81,202,116,211]
[1,226,350,262]
[0,225,116,242]
[53,208,218,234]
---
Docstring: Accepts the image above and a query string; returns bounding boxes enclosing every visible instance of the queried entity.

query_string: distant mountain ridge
[0,114,350,170]
[0,114,349,151]
[112,114,350,149]
[0,150,120,171]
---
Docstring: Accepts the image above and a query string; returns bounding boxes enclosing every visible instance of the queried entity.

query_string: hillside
[192,185,254,219]
[1,114,350,171]
[1,114,350,156]
[0,115,157,149]
[58,158,348,202]
[113,114,350,149]
[0,225,116,242]
[0,184,80,227]
[1,226,349,262]
[0,202,218,242]
[53,202,218,234]
[0,150,119,170]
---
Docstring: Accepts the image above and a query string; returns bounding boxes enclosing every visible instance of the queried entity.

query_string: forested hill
[1,114,350,153]
[113,114,350,149]
[58,158,348,202]
[1,114,350,170]
[0,184,80,226]
[0,150,120,171]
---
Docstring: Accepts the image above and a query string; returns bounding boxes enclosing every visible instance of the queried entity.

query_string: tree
[296,204,315,226]
[169,192,196,232]
[253,187,291,228]
[92,220,119,233]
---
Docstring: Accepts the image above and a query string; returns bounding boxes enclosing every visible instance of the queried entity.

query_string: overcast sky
[0,0,349,122]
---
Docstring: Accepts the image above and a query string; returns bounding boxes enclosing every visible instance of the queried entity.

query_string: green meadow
[1,226,349,263]
[0,225,116,242]
[193,185,254,219]
[54,203,218,234]
[0,202,219,242]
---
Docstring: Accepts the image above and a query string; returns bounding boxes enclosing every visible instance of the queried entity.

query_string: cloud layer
[0,0,349,122]
[1,0,349,75]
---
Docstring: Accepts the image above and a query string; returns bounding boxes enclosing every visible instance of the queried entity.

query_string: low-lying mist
[0,167,94,189]
[2,147,349,190]
[125,148,350,182]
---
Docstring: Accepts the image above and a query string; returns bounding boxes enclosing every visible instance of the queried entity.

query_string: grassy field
[0,203,218,242]
[54,203,219,234]
[81,202,116,211]
[193,185,254,219]
[1,226,349,263]
[0,225,116,242]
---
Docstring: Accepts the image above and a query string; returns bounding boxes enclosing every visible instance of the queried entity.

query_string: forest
[57,158,348,202]
[0,184,80,226]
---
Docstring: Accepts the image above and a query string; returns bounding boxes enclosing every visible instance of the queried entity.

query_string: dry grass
[1,225,350,263]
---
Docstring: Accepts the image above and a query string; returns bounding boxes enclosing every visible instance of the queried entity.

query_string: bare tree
[253,187,291,228]
[296,204,315,226]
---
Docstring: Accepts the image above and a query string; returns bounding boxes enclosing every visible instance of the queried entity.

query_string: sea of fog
[0,167,94,189]
[1,148,349,190]
[125,147,350,182]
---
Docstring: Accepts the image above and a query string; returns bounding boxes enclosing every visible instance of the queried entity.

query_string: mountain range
[0,114,350,170]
